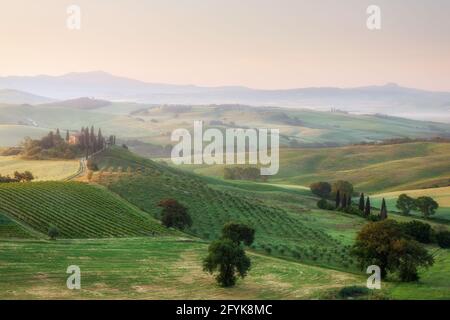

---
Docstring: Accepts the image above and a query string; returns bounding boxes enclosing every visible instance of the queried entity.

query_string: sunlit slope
[0,181,174,238]
[273,142,450,192]
[0,156,79,181]
[188,142,450,193]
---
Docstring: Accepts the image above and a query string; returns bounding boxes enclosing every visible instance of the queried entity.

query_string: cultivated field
[0,156,79,181]
[0,181,175,238]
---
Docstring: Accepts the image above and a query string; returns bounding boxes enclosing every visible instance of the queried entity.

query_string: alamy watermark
[366,5,381,30]
[66,265,81,290]
[67,5,81,30]
[171,121,279,175]
[366,265,381,289]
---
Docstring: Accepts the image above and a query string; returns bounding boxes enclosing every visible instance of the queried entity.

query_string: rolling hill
[90,147,365,270]
[1,102,450,148]
[0,89,54,105]
[0,146,449,299]
[186,141,450,194]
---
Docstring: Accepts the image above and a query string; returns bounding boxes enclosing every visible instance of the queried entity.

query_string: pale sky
[1,0,449,91]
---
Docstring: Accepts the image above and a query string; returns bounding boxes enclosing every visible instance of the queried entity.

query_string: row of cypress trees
[357,192,388,220]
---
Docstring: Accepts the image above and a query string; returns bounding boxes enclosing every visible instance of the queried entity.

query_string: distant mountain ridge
[1,71,450,121]
[0,89,54,105]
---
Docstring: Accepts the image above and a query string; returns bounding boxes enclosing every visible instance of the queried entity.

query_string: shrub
[317,198,333,210]
[401,220,432,244]
[310,182,332,198]
[221,222,255,246]
[86,160,99,171]
[48,225,60,240]
[436,231,450,248]
[338,286,369,298]
[158,199,192,230]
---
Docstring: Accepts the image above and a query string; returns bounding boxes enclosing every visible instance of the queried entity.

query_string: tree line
[20,126,115,160]
[396,194,439,218]
[311,181,388,221]
[0,171,34,183]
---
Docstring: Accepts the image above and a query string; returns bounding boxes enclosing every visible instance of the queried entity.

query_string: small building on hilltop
[68,132,82,145]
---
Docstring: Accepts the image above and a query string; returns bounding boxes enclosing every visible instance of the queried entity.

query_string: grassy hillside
[0,237,363,300]
[0,181,175,238]
[185,142,450,194]
[91,147,364,270]
[0,156,80,181]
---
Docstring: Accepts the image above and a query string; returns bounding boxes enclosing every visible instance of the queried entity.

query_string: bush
[310,182,332,198]
[436,231,450,248]
[338,286,369,298]
[86,160,99,171]
[317,198,334,210]
[367,214,380,222]
[158,199,192,230]
[48,225,60,240]
[401,220,432,244]
[221,222,255,246]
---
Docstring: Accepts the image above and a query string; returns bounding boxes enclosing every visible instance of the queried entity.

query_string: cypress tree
[80,127,85,148]
[335,190,341,209]
[97,129,103,150]
[342,194,347,209]
[66,130,70,142]
[364,197,371,217]
[90,126,96,151]
[380,198,388,220]
[359,193,365,211]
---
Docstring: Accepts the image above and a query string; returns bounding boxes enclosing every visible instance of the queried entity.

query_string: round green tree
[203,239,251,287]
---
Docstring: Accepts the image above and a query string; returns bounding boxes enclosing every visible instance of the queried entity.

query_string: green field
[387,248,450,299]
[0,237,364,300]
[0,156,80,181]
[0,181,175,238]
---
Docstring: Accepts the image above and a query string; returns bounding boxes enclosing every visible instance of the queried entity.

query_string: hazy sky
[1,0,449,91]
